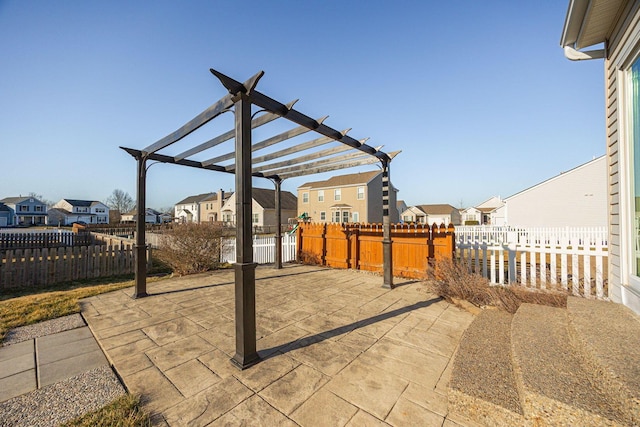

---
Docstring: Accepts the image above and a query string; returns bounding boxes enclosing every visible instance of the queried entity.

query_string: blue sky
[0,1,605,211]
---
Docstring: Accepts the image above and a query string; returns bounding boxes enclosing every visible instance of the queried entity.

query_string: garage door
[0,217,7,227]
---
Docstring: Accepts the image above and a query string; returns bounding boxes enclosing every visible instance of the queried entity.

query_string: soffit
[562,0,627,49]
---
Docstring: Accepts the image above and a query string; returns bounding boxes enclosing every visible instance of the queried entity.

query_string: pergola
[121,69,399,369]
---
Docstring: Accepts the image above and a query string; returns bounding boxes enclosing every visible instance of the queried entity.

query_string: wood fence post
[322,223,327,266]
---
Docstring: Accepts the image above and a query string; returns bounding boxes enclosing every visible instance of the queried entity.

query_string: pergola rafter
[121,69,399,370]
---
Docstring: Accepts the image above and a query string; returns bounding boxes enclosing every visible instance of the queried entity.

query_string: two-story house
[0,196,48,226]
[297,171,399,224]
[49,199,110,225]
[220,187,297,229]
[174,192,216,224]
[400,204,461,226]
[199,190,233,223]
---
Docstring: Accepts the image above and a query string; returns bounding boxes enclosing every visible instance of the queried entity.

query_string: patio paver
[82,264,476,426]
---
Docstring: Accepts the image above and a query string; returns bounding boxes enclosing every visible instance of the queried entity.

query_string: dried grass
[430,259,567,314]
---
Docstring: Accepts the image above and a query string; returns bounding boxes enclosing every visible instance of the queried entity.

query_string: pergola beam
[251,144,356,173]
[203,118,326,166]
[173,100,297,161]
[260,151,374,177]
[250,132,349,165]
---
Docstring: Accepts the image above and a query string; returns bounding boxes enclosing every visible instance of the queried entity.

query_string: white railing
[455,226,608,300]
[221,234,297,264]
[455,226,608,247]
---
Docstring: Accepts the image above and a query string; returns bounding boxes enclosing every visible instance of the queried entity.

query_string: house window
[352,212,359,223]
[333,211,340,222]
[334,189,341,201]
[320,211,326,221]
[34,205,43,212]
[631,57,640,277]
[357,186,365,200]
[318,190,324,202]
[342,211,349,223]
[252,213,259,224]
[302,192,309,203]
[19,205,29,212]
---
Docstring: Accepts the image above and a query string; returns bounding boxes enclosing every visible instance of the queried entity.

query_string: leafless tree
[106,189,135,214]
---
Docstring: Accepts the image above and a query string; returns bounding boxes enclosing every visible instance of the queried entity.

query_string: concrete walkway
[0,323,108,402]
[81,264,477,426]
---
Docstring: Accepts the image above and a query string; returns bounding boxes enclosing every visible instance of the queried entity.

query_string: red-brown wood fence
[296,223,455,279]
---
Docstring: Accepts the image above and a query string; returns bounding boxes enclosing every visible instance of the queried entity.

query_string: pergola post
[382,161,394,289]
[133,155,148,298]
[230,92,260,370]
[274,178,283,269]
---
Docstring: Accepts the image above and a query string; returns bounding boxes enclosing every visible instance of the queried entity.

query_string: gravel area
[2,314,86,346]
[0,365,125,427]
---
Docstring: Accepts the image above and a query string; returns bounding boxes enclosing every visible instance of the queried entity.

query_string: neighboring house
[0,203,13,227]
[460,196,505,225]
[199,190,232,223]
[492,156,607,228]
[561,0,640,312]
[49,199,110,225]
[397,200,408,221]
[121,208,171,224]
[297,171,399,224]
[400,204,461,226]
[0,196,48,226]
[220,187,297,228]
[174,192,214,224]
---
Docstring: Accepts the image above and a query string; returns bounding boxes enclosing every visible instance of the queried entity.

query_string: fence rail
[455,226,608,300]
[455,225,608,246]
[0,244,149,289]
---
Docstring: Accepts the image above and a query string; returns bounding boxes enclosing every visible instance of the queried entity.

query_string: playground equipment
[287,212,311,234]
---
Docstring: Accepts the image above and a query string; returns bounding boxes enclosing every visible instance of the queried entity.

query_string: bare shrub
[430,259,567,314]
[156,223,228,276]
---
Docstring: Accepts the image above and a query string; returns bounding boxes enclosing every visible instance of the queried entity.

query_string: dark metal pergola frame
[121,69,399,369]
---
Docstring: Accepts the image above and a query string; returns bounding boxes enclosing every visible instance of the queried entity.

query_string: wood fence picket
[0,244,149,289]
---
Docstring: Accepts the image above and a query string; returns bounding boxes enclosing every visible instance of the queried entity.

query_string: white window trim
[621,62,640,292]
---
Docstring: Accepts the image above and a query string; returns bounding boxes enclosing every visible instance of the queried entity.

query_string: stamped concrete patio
[81,264,477,426]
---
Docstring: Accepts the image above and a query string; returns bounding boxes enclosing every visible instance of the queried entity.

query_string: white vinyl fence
[455,226,608,300]
[221,234,297,264]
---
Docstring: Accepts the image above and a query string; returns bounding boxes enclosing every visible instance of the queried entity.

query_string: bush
[429,259,567,314]
[156,223,229,276]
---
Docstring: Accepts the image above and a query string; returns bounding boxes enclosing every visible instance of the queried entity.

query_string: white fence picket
[456,226,608,300]
[221,234,297,264]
